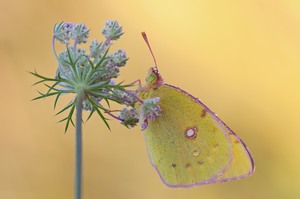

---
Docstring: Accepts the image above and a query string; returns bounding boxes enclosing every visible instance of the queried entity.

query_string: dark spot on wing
[212,127,217,133]
[213,143,219,148]
[197,161,204,165]
[171,163,176,168]
[233,139,240,144]
[201,109,206,117]
[185,163,190,168]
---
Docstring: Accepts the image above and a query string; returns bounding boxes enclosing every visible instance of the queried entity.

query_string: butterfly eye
[148,74,157,84]
[146,71,158,85]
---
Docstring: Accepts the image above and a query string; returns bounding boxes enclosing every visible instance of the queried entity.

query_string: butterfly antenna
[142,32,158,70]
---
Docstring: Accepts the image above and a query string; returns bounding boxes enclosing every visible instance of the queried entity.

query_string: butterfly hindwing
[215,126,255,182]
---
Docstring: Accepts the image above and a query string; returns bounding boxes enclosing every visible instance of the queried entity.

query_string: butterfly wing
[215,126,255,182]
[140,84,254,187]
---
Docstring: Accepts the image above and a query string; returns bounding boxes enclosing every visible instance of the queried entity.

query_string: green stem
[75,94,83,199]
[52,36,59,61]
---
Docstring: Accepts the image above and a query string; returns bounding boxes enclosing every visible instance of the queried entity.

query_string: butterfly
[135,32,255,188]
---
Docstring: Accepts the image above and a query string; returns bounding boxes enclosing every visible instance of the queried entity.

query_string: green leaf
[87,91,123,105]
[85,95,111,130]
[29,71,57,84]
[94,47,110,70]
[45,82,60,94]
[64,102,76,133]
[66,46,80,81]
[54,21,64,33]
[86,109,95,122]
[103,98,110,108]
[56,100,75,116]
[43,84,75,94]
[54,92,62,109]
[86,80,109,91]
[32,91,61,101]
[95,107,110,130]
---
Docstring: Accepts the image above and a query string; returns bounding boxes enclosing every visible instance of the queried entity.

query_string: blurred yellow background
[1,0,300,198]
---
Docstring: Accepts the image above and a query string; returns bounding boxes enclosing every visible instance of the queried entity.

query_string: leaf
[32,91,60,101]
[64,102,76,133]
[54,92,62,109]
[85,95,111,130]
[56,100,75,116]
[94,47,110,69]
[86,108,95,122]
[86,80,110,91]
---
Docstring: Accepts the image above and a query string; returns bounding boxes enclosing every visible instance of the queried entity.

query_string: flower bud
[118,108,139,128]
[112,49,128,67]
[53,22,74,44]
[70,23,89,44]
[102,20,124,40]
[140,97,162,130]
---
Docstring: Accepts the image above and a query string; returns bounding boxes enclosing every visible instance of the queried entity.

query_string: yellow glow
[0,0,299,198]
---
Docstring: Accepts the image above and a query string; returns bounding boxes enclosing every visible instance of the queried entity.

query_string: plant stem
[75,94,83,199]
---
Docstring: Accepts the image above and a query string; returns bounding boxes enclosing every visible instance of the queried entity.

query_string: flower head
[70,23,89,44]
[31,20,134,132]
[140,97,162,130]
[53,22,74,45]
[32,20,163,132]
[118,108,139,128]
[112,49,128,67]
[90,39,111,58]
[102,20,124,40]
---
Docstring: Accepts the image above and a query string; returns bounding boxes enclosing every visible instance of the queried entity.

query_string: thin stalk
[122,89,144,104]
[75,94,83,199]
[52,36,59,61]
[73,37,79,51]
[105,111,124,122]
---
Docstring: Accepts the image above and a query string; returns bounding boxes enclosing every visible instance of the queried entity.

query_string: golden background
[1,0,299,198]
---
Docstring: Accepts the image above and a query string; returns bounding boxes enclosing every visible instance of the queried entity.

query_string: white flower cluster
[139,97,162,130]
[101,20,123,40]
[51,21,132,114]
[53,21,129,84]
[33,20,163,130]
[54,22,89,45]
[118,108,139,128]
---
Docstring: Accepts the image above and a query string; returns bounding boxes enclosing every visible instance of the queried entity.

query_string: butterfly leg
[130,79,152,92]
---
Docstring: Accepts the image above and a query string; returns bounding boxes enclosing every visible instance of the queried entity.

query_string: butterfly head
[145,67,164,89]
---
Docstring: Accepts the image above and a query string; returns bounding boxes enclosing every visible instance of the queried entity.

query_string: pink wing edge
[144,84,255,188]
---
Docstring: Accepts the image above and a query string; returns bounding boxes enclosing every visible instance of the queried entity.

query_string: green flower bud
[102,20,124,40]
[118,108,139,128]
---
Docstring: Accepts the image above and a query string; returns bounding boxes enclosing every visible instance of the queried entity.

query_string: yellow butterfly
[136,33,255,188]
